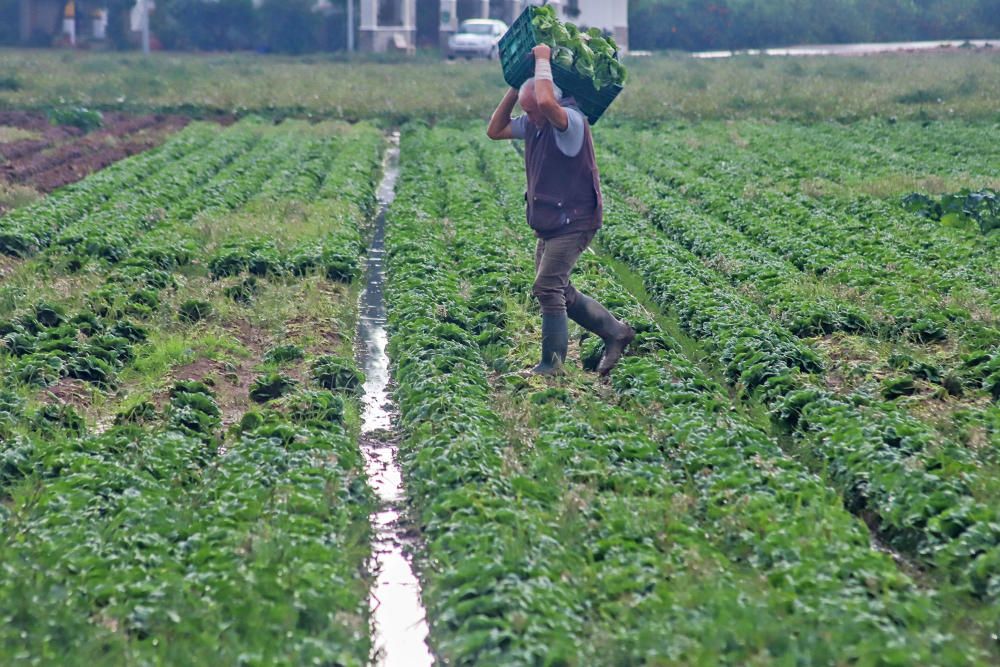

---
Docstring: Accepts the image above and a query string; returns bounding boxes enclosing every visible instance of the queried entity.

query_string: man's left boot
[532,313,569,376]
[566,294,636,376]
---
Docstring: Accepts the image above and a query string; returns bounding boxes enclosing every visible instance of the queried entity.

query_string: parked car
[447,19,508,60]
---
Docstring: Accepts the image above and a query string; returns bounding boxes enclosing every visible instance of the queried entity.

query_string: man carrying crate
[487,44,635,376]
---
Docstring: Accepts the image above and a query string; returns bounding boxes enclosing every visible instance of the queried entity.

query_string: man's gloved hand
[532,43,554,83]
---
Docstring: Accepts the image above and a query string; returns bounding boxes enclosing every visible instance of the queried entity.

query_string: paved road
[690,38,998,59]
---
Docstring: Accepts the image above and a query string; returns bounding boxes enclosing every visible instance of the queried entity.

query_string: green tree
[257,0,322,53]
[153,0,257,50]
[104,0,135,50]
[0,0,18,45]
[627,0,1000,51]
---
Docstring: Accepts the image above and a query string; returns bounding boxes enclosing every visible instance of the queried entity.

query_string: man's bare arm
[487,88,520,140]
[531,44,569,131]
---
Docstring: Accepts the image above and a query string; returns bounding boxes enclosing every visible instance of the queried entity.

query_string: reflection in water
[357,132,434,667]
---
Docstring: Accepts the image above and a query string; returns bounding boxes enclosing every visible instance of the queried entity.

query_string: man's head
[518,78,563,128]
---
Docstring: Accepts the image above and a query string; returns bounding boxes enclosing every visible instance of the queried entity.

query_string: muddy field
[0,111,188,211]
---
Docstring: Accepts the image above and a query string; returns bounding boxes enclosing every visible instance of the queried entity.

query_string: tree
[0,0,18,45]
[153,0,257,51]
[257,0,322,53]
[627,0,1000,51]
[104,0,135,50]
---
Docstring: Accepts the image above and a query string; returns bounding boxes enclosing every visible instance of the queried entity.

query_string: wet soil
[165,319,270,428]
[40,377,92,410]
[356,132,434,666]
[168,356,256,429]
[0,112,189,194]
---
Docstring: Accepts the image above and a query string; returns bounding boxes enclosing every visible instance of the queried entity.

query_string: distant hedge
[0,0,348,52]
[2,0,997,53]
[0,0,18,45]
[630,0,1000,51]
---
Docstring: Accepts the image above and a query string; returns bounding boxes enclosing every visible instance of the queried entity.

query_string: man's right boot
[532,313,569,376]
[566,294,635,376]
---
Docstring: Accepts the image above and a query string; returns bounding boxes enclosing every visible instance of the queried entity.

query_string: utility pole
[346,0,354,52]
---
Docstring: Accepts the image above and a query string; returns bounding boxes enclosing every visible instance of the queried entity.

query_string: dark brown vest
[524,100,603,239]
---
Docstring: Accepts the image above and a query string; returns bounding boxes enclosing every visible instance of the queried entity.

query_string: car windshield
[460,22,495,35]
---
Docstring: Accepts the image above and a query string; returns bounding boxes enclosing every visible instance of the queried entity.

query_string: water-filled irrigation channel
[356,133,434,666]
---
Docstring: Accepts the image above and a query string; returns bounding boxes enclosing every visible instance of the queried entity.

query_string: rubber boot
[532,313,568,376]
[566,294,635,376]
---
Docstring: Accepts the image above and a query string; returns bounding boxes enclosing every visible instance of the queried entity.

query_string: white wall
[525,0,628,48]
[572,0,627,32]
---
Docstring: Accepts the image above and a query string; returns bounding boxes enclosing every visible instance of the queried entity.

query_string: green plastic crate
[498,5,623,125]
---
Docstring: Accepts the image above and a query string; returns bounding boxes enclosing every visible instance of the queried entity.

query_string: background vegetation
[0,48,997,124]
[0,0,997,52]
[630,0,1000,51]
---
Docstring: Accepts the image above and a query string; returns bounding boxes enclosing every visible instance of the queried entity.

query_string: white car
[447,19,508,60]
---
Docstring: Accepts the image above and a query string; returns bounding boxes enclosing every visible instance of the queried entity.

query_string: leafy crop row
[596,142,1000,402]
[0,121,383,435]
[0,377,373,663]
[600,128,1000,348]
[484,132,991,660]
[608,120,1000,288]
[383,124,983,663]
[598,148,873,337]
[596,190,1000,600]
[0,121,278,411]
[0,123,217,258]
[205,126,383,287]
[48,121,264,271]
[0,121,385,662]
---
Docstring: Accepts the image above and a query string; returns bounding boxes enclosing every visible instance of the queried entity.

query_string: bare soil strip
[0,112,188,195]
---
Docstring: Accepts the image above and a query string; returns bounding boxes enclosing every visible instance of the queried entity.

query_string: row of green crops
[0,122,216,259]
[0,120,381,404]
[0,120,385,662]
[0,380,373,664]
[383,123,992,663]
[0,120,271,402]
[595,143,1000,404]
[600,126,1000,349]
[476,127,1000,660]
[595,178,1000,600]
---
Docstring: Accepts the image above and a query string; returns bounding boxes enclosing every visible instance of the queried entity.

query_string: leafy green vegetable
[178,299,213,323]
[530,5,627,90]
[249,372,299,403]
[903,188,999,235]
[311,355,364,395]
[47,106,103,132]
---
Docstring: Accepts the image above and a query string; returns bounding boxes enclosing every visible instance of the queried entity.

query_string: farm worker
[487,43,635,376]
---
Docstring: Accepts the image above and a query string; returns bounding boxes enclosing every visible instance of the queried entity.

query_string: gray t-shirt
[509,106,586,157]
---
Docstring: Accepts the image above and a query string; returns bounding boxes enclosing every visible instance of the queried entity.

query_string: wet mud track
[356,132,434,666]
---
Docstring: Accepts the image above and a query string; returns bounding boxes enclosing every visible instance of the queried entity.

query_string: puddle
[357,132,434,667]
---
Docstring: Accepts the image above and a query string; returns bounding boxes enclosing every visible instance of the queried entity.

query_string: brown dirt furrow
[0,111,73,135]
[164,318,272,428]
[1,114,190,193]
[1,139,57,161]
[39,377,93,411]
[25,140,153,192]
[7,144,94,181]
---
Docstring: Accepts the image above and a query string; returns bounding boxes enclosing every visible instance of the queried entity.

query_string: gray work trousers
[532,230,596,315]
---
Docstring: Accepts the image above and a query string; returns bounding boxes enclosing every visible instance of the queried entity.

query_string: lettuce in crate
[531,5,627,90]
